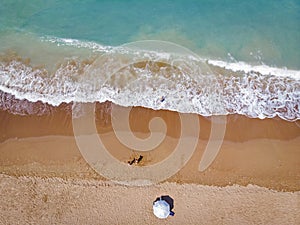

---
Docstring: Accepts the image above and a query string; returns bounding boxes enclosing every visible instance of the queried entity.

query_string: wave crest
[0,43,299,121]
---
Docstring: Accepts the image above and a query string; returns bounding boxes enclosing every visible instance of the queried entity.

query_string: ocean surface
[0,0,299,121]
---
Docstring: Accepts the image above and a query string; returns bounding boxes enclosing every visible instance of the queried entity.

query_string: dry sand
[0,101,299,224]
[0,174,299,225]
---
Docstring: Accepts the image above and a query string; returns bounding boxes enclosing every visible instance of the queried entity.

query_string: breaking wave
[0,37,299,121]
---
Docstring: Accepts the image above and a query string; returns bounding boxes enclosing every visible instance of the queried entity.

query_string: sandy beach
[1,174,299,225]
[0,99,299,224]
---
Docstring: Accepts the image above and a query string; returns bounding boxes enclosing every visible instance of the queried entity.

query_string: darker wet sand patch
[0,102,299,191]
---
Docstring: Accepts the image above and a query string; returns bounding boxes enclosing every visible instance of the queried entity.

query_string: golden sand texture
[0,135,299,191]
[1,100,299,224]
[0,174,299,225]
[0,101,299,191]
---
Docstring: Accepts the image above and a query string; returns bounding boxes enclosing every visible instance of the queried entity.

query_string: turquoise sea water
[1,0,299,68]
[0,0,299,120]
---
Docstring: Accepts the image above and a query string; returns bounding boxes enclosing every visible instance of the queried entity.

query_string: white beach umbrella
[153,199,170,219]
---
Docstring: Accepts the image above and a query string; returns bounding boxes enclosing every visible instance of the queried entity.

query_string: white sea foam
[0,38,299,121]
[208,60,300,80]
[41,36,114,53]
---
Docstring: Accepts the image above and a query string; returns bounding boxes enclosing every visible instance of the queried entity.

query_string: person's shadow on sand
[154,195,175,216]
